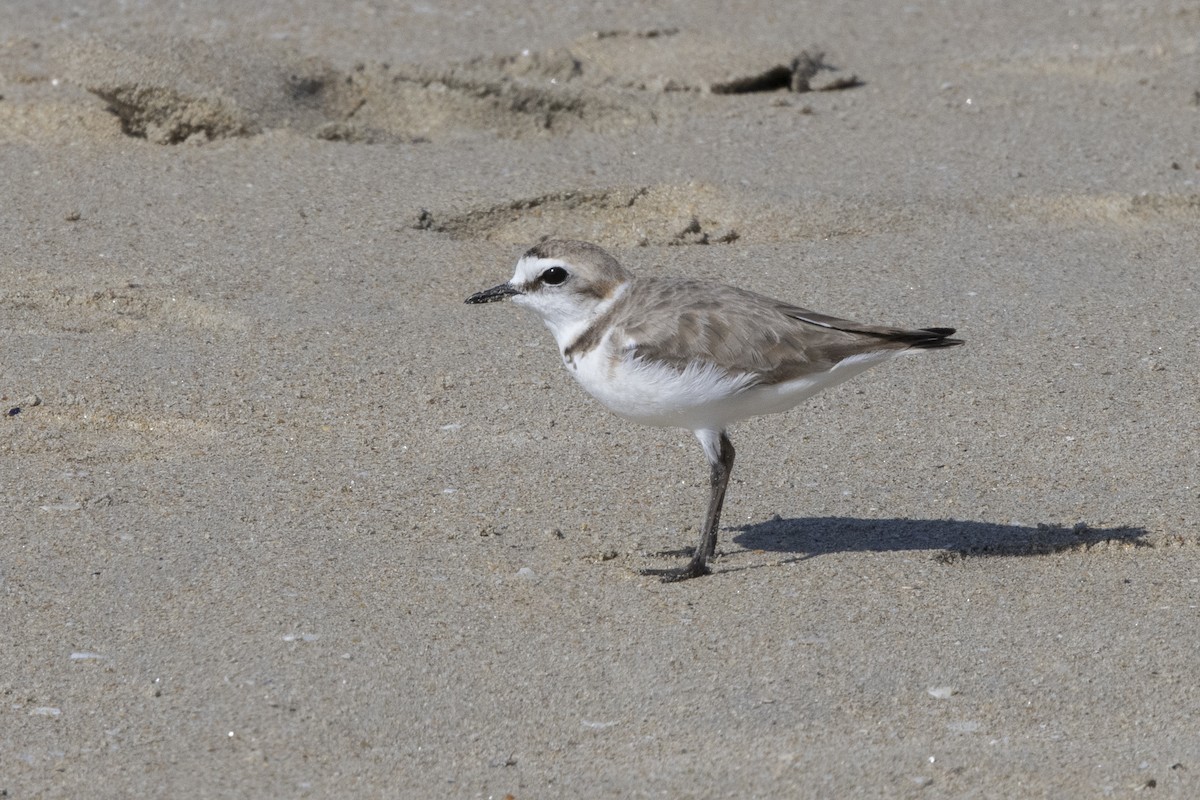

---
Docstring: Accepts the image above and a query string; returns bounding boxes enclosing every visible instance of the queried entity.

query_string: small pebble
[40,502,83,512]
[947,720,981,733]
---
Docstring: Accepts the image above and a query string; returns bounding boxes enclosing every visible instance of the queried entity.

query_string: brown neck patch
[562,286,630,364]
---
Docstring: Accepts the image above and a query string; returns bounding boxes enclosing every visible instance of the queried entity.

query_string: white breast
[563,335,901,432]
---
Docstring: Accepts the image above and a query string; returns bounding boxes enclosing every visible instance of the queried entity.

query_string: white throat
[520,281,630,353]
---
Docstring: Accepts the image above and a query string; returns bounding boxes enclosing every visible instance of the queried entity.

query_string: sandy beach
[3,1,1198,796]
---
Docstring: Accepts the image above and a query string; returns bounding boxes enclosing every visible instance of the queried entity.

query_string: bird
[466,240,962,581]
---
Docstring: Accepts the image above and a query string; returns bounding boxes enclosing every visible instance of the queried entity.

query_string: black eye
[541,266,569,285]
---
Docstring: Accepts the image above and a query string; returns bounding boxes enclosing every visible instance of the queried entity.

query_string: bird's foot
[641,556,711,582]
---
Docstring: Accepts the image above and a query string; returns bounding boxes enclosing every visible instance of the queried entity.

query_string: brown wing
[614,278,960,386]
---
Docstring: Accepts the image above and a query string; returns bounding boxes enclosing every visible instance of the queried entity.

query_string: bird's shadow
[732,516,1151,562]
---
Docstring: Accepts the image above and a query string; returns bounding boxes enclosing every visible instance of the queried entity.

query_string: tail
[781,306,963,350]
[905,327,964,349]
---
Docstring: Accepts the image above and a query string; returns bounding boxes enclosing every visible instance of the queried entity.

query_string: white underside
[564,339,902,433]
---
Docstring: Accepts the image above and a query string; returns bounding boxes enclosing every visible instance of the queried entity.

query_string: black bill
[465,283,521,304]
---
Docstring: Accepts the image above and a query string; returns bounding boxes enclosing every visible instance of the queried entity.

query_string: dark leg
[643,430,735,582]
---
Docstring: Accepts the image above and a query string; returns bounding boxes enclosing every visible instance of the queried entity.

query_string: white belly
[564,343,898,432]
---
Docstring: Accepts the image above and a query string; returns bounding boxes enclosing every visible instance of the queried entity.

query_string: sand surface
[2,1,1199,797]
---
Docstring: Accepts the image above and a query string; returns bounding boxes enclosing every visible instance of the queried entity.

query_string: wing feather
[614,278,960,386]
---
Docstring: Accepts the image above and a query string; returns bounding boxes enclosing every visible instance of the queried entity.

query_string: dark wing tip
[912,327,964,348]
